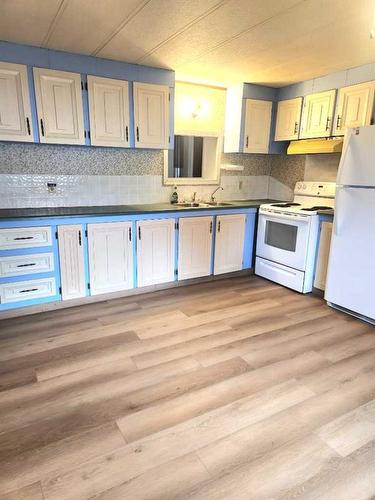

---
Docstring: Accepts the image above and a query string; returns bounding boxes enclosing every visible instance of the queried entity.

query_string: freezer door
[325,186,375,320]
[337,125,375,187]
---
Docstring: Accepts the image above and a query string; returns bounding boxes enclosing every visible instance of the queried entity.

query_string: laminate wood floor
[0,275,374,500]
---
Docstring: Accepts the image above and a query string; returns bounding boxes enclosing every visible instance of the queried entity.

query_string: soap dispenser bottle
[171,186,178,204]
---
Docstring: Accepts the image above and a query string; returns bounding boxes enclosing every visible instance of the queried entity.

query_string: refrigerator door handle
[333,189,341,236]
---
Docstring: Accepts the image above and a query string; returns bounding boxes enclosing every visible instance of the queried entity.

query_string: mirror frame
[163,130,222,186]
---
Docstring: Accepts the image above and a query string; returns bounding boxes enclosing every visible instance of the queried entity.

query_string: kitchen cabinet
[299,90,336,139]
[243,99,272,153]
[178,216,213,280]
[314,221,333,291]
[0,61,33,142]
[57,225,86,300]
[33,68,85,145]
[274,97,302,141]
[214,214,246,275]
[137,219,175,287]
[334,81,375,135]
[88,222,133,295]
[87,75,130,148]
[133,82,170,149]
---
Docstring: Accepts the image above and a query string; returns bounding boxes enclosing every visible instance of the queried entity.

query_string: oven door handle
[259,210,310,223]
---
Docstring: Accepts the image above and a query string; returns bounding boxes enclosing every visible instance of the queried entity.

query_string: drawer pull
[14,236,34,241]
[19,288,39,293]
[16,263,36,268]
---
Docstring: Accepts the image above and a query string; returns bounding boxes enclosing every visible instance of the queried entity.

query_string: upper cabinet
[243,99,273,153]
[133,82,170,149]
[33,68,85,145]
[274,97,302,141]
[87,75,130,148]
[0,61,33,142]
[299,89,336,139]
[334,81,375,135]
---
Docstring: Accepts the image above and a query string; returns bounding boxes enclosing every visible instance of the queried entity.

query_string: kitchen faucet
[210,186,224,203]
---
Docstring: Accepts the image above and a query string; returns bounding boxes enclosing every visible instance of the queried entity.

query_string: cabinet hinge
[168,135,170,143]
[55,231,58,240]
[81,81,84,91]
[168,93,171,102]
[174,269,178,276]
[85,229,88,238]
[85,82,88,91]
[59,286,62,295]
[87,283,91,290]
[175,221,179,230]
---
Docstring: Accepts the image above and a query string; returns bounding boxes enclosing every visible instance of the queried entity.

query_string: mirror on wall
[164,133,222,185]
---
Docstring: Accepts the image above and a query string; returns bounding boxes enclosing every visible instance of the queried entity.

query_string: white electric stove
[255,181,335,293]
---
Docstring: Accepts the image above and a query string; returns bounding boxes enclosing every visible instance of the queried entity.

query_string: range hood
[287,137,343,155]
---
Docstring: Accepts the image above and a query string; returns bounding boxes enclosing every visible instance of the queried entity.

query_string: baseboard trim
[0,269,253,319]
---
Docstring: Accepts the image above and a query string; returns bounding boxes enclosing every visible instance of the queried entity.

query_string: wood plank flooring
[0,275,374,499]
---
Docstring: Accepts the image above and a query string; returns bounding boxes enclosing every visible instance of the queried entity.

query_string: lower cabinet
[214,214,246,275]
[137,219,175,287]
[88,222,133,295]
[58,225,86,300]
[178,216,213,280]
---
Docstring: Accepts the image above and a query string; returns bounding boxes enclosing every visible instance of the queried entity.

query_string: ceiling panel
[141,0,303,68]
[174,0,375,85]
[45,0,146,54]
[96,0,223,63]
[0,0,62,46]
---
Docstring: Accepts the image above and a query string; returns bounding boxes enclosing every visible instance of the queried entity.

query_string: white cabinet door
[334,81,375,135]
[243,99,272,153]
[87,75,130,147]
[58,225,86,300]
[300,90,336,139]
[137,219,175,287]
[274,97,302,141]
[88,222,133,295]
[133,82,170,149]
[314,221,333,291]
[33,68,85,145]
[0,61,33,142]
[214,214,246,275]
[178,216,213,280]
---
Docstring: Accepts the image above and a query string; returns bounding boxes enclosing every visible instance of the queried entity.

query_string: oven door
[256,210,311,271]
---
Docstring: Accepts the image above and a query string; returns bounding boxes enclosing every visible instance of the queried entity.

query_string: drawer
[255,257,305,293]
[0,227,52,250]
[0,253,55,278]
[0,277,57,304]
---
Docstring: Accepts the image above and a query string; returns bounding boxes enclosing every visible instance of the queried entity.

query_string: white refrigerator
[325,125,375,324]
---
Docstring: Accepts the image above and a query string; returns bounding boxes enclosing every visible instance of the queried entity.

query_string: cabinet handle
[136,126,139,142]
[138,226,141,240]
[325,117,331,131]
[78,230,82,246]
[209,221,213,234]
[294,121,298,134]
[40,118,45,136]
[245,136,249,148]
[125,125,129,142]
[14,236,33,240]
[26,117,31,135]
[16,263,36,268]
[218,221,221,232]
[129,227,132,241]
[336,115,341,130]
[19,288,38,293]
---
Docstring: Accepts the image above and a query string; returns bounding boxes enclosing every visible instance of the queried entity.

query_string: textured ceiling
[1,0,374,86]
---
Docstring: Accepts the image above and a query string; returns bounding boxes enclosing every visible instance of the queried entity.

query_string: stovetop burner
[300,206,333,211]
[271,202,301,208]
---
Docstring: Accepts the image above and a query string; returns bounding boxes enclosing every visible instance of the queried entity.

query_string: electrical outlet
[47,182,57,193]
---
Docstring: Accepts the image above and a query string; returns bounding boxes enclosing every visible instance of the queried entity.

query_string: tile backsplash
[0,142,341,208]
[0,174,271,208]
